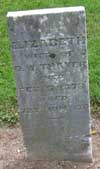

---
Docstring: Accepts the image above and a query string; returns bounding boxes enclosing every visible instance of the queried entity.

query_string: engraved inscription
[15,61,87,72]
[12,36,86,50]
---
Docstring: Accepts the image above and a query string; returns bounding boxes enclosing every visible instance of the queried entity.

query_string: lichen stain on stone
[40,15,48,24]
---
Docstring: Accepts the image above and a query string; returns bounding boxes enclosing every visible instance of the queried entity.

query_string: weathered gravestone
[7,7,92,161]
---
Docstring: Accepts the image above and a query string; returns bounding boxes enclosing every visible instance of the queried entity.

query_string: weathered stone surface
[7,7,92,161]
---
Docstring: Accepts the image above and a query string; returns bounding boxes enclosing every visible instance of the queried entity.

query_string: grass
[0,0,100,125]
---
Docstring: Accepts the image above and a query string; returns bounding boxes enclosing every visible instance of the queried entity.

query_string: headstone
[7,7,92,162]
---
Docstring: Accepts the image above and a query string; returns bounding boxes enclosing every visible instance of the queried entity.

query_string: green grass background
[0,0,100,125]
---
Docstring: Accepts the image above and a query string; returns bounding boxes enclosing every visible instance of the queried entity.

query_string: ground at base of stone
[1,117,100,169]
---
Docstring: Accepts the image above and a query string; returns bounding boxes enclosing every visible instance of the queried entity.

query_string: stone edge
[7,6,85,18]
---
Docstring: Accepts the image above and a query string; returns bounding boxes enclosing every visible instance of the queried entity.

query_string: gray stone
[7,7,93,161]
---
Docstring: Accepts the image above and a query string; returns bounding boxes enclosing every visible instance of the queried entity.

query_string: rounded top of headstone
[7,6,85,18]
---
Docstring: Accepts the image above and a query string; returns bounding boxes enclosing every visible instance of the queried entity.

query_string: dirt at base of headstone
[1,117,100,169]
